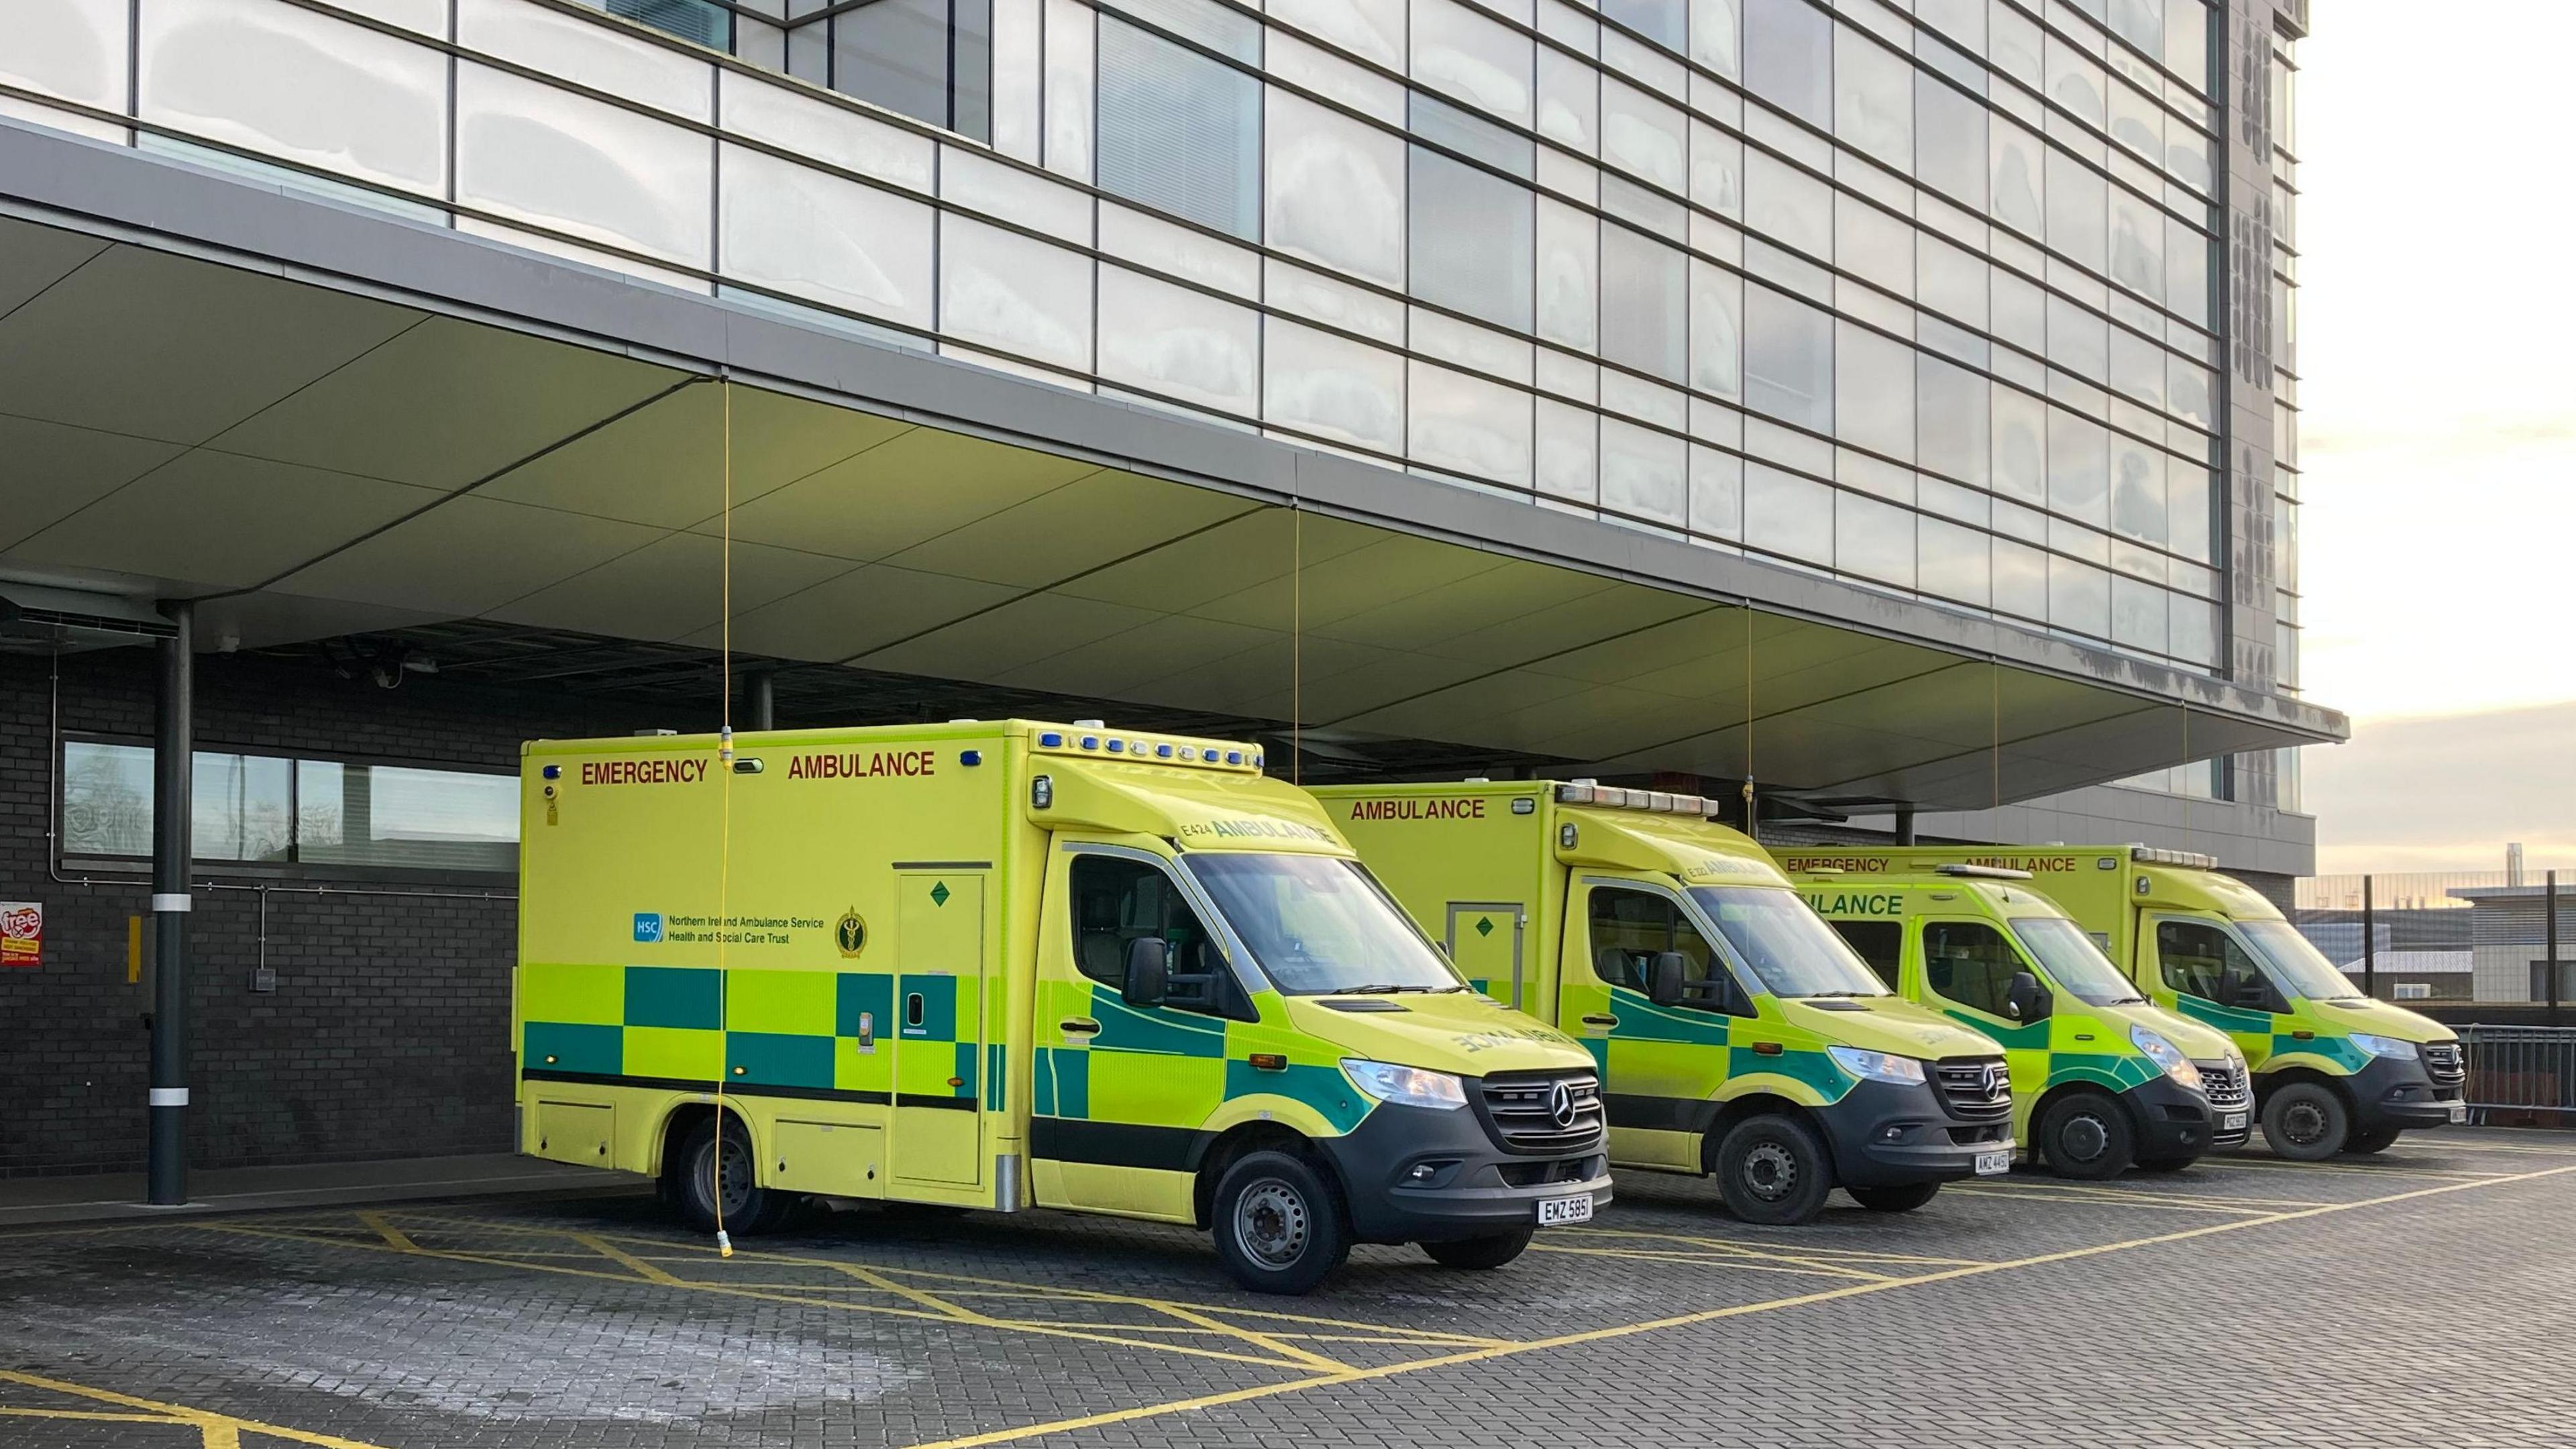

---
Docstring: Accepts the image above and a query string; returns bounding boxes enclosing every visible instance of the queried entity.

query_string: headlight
[2350,1032,2420,1061]
[2129,1024,2204,1091]
[1340,1059,1467,1110]
[1826,1046,1927,1085]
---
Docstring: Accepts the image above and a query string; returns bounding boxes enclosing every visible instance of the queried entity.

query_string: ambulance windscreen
[1687,887,1892,999]
[1185,855,1464,996]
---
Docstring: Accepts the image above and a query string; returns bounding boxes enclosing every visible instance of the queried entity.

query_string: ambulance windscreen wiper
[1338,982,1420,994]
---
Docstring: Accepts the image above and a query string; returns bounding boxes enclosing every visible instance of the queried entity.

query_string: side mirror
[2004,970,2050,1022]
[1122,937,1170,1008]
[1649,952,1692,1008]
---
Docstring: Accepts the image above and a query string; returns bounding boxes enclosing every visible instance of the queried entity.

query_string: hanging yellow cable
[1290,506,1301,785]
[712,378,736,1258]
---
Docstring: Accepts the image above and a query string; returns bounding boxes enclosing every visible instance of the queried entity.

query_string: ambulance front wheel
[1212,1150,1350,1295]
[670,1117,798,1235]
[2261,1081,2350,1161]
[1419,1228,1534,1269]
[1713,1113,1835,1226]
[2038,1091,2136,1180]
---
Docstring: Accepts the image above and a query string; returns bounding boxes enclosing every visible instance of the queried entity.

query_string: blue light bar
[541,764,561,780]
[960,749,983,766]
[1226,751,1242,765]
[1106,739,1125,753]
[1038,732,1063,747]
[1155,744,1174,759]
[1080,735,1099,750]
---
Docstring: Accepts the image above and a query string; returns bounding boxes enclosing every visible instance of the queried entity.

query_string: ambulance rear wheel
[2039,1091,2135,1179]
[671,1117,796,1236]
[1212,1150,1350,1295]
[1713,1113,1834,1226]
[2261,1081,2349,1162]
[1847,1181,1940,1213]
[2343,1125,2402,1155]
[1420,1229,1534,1270]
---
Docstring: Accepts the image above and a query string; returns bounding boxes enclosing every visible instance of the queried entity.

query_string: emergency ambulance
[1774,846,2467,1160]
[1310,780,2016,1226]
[516,721,1612,1295]
[1786,863,2251,1177]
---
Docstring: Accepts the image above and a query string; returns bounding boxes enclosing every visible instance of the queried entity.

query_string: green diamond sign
[1474,916,1495,937]
[929,881,951,907]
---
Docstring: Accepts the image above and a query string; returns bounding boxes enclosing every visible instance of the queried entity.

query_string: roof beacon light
[1556,780,1598,804]
[1933,863,2033,881]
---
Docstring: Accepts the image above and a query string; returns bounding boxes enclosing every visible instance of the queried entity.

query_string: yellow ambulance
[1311,781,2016,1226]
[1775,846,2467,1160]
[1786,863,2251,1177]
[517,720,1612,1294]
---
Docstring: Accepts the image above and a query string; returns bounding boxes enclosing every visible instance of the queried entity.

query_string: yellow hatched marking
[572,1232,686,1285]
[895,1163,2576,1449]
[354,1211,419,1253]
[0,1370,401,1449]
[2202,1156,2499,1183]
[1532,1241,1897,1280]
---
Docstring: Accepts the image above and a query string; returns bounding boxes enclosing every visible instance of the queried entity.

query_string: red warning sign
[1,902,40,968]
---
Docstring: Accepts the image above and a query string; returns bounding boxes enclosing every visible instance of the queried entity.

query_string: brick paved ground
[3,1129,2571,1448]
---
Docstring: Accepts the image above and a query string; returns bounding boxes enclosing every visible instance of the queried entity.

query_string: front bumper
[1821,1078,2013,1190]
[1316,1100,1612,1245]
[2346,1052,2464,1132]
[2124,1071,2238,1161]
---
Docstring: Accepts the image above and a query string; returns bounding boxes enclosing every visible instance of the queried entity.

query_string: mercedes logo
[1546,1080,1578,1129]
[1980,1064,2005,1099]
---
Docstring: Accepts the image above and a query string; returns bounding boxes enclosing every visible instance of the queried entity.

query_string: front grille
[1497,1154,1606,1187]
[2198,1060,2251,1111]
[1932,1057,2012,1121]
[1477,1070,1605,1153]
[2422,1040,2466,1089]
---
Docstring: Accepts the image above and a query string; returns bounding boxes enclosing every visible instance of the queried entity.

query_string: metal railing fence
[2456,1026,2576,1126]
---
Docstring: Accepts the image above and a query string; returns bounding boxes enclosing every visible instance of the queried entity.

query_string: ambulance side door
[2141,915,2283,1069]
[1560,875,1750,1171]
[1915,918,2053,1120]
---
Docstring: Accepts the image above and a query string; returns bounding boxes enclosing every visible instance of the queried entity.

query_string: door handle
[1060,1018,1101,1035]
[1580,1014,1618,1028]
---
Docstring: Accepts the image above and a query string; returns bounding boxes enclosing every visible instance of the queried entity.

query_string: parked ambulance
[1786,863,2251,1177]
[1774,846,2467,1159]
[1311,780,2015,1226]
[517,721,1611,1294]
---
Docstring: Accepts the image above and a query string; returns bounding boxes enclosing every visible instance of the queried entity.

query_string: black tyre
[669,1116,800,1235]
[2133,1155,2199,1173]
[2038,1091,2136,1180]
[1212,1150,1350,1295]
[2343,1124,2402,1156]
[1713,1113,1835,1226]
[2261,1081,2350,1162]
[1847,1181,1940,1214]
[1420,1229,1535,1270]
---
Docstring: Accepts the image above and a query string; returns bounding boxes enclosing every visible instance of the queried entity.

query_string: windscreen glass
[1689,886,1891,998]
[1185,853,1463,995]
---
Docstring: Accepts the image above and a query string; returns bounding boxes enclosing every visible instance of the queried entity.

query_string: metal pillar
[745,669,775,731]
[147,600,194,1205]
[2549,870,2562,1024]
[2361,874,2374,1001]
[1894,806,1917,846]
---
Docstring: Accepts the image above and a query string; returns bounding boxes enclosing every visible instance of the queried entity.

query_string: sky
[2292,3,2576,873]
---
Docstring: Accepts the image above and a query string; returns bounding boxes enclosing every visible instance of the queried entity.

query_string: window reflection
[1743,0,1829,127]
[1099,18,1258,238]
[1744,285,1831,431]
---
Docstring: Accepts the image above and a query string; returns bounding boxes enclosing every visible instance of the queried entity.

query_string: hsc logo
[633,912,664,944]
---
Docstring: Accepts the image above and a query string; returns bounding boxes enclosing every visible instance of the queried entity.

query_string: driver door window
[1588,886,1729,1007]
[1921,921,2023,1019]
[2155,920,2275,1013]
[1069,855,1230,1016]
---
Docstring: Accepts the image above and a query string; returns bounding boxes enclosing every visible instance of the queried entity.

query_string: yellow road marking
[1530,1242,1898,1280]
[896,1161,2576,1449]
[0,1407,180,1422]
[2202,1156,2498,1182]
[354,1212,421,1253]
[0,1370,401,1449]
[572,1232,687,1285]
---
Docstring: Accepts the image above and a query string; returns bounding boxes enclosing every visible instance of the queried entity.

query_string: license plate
[2448,1101,2468,1124]
[2221,1111,2248,1132]
[1974,1149,2012,1176]
[1537,1193,1593,1226]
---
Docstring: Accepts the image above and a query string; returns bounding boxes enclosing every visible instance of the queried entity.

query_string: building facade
[0,0,2330,1175]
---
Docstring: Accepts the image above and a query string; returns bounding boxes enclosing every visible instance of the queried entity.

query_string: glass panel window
[1689,0,1740,78]
[1690,445,1744,539]
[2169,592,2217,665]
[455,64,710,266]
[2166,215,2209,325]
[142,0,449,197]
[1918,237,1988,327]
[1923,921,2025,1018]
[1268,91,1405,286]
[1409,147,1535,331]
[610,0,729,47]
[1068,854,1228,995]
[1916,76,1987,209]
[938,216,1094,370]
[1408,361,1534,486]
[1743,0,1829,128]
[1835,323,1913,461]
[1265,319,1405,453]
[2045,149,2106,272]
[1837,490,1915,586]
[834,0,994,142]
[1271,0,1404,67]
[1537,46,1597,152]
[1991,384,2046,504]
[2167,461,2212,561]
[1411,91,1533,177]
[1588,887,1719,991]
[1745,463,1833,564]
[298,763,517,871]
[1602,80,1687,193]
[1604,0,1686,50]
[1536,198,1599,349]
[2163,0,2207,91]
[1688,259,1743,400]
[1099,17,1260,238]
[1744,285,1832,431]
[62,743,155,858]
[1993,535,2047,619]
[2049,553,2110,637]
[1097,266,1258,415]
[2109,435,2167,545]
[2047,408,2109,525]
[2154,918,2271,1010]
[1990,117,2043,237]
[1411,0,1533,128]
[2047,294,2107,380]
[1835,195,1912,297]
[2043,34,2104,128]
[1831,23,1911,170]
[1601,419,1688,527]
[1918,514,1989,605]
[1601,224,1687,384]
[1917,356,1990,488]
[719,145,936,331]
[2111,574,2167,653]
[2108,189,2162,302]
[1746,152,1830,260]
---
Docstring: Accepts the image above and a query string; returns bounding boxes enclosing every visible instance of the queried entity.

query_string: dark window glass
[1099,18,1261,237]
[610,0,731,48]
[834,0,992,142]
[2155,919,2273,1011]
[1922,920,2025,1018]
[1587,887,1717,992]
[1601,0,1686,49]
[1828,920,1904,989]
[1067,855,1225,1004]
[1409,146,1535,331]
[59,742,515,872]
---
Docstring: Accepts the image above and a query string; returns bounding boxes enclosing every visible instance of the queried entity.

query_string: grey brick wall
[0,648,658,1176]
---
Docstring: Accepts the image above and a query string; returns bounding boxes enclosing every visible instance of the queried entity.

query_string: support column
[745,669,775,731]
[148,600,194,1205]
[1894,806,1917,846]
